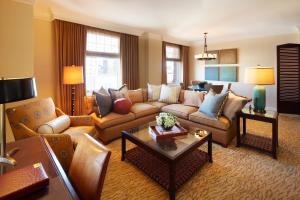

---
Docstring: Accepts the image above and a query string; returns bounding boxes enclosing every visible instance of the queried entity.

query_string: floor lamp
[63,65,84,116]
[0,77,37,166]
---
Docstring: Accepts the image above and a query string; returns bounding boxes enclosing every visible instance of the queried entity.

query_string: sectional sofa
[84,88,239,147]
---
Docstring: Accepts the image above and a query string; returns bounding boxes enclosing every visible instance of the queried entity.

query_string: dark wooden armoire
[277,43,300,114]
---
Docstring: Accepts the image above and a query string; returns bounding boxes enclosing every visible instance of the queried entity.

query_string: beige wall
[34,19,56,103]
[0,0,34,142]
[189,33,300,110]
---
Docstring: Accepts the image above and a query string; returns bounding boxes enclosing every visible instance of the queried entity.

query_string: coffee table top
[124,121,210,161]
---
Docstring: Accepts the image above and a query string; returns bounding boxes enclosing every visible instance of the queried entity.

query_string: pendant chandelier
[194,32,217,60]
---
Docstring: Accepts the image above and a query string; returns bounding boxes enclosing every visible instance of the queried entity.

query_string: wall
[33,19,56,102]
[189,33,300,110]
[0,0,34,142]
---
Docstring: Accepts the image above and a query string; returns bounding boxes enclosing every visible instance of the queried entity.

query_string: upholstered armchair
[6,97,97,170]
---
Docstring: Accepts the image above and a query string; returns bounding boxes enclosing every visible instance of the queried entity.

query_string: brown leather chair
[68,133,111,200]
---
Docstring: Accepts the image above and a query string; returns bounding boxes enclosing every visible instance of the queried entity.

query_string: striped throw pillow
[159,85,178,103]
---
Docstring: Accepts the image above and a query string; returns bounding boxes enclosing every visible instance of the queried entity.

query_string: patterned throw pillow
[128,89,143,103]
[159,84,179,104]
[183,90,206,107]
[93,87,112,117]
[147,83,161,101]
[108,85,130,102]
[223,91,250,120]
[199,90,229,118]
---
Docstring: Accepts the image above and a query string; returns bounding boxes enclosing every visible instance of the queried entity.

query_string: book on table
[149,124,188,142]
[0,163,49,200]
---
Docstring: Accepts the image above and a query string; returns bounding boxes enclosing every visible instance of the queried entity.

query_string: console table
[1,136,79,200]
[236,108,279,159]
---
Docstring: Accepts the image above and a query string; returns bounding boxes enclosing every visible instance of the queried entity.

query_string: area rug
[101,114,300,200]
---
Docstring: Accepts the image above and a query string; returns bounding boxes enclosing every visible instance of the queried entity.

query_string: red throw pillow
[113,98,132,114]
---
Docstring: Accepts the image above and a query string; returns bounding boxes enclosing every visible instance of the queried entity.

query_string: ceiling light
[194,32,217,60]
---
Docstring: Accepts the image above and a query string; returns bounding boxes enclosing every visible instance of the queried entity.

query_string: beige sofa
[84,90,236,147]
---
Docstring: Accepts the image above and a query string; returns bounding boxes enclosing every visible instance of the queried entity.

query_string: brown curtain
[182,46,190,89]
[120,33,139,89]
[161,41,167,84]
[54,19,87,115]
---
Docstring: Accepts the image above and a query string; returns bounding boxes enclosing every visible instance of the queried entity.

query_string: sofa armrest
[69,115,94,126]
[55,107,65,117]
[42,134,74,172]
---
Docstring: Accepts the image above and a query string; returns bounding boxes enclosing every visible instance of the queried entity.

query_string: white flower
[156,112,176,128]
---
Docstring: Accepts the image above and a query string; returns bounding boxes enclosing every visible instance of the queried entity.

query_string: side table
[236,108,279,159]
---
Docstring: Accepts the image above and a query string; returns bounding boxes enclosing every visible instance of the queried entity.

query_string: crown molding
[12,0,35,5]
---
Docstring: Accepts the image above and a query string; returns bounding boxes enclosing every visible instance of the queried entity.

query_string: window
[85,30,121,94]
[165,44,182,84]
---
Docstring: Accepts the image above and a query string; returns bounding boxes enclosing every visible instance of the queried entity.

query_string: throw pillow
[108,84,130,102]
[113,98,132,114]
[199,90,229,118]
[183,90,206,107]
[223,91,250,120]
[37,115,70,134]
[147,83,161,101]
[159,84,178,104]
[128,89,143,103]
[83,95,96,115]
[93,87,112,117]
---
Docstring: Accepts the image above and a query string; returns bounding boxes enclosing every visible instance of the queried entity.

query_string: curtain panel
[161,41,167,84]
[54,19,87,115]
[120,34,139,89]
[182,46,190,89]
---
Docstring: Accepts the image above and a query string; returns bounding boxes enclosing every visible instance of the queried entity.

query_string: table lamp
[245,66,275,113]
[63,65,84,115]
[0,77,37,165]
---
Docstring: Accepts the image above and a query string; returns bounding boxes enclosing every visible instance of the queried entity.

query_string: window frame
[165,42,182,84]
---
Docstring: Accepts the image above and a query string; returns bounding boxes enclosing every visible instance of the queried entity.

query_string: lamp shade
[63,65,84,85]
[245,66,275,85]
[0,77,37,104]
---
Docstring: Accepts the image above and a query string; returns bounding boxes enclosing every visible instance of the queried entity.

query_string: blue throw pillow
[199,90,228,118]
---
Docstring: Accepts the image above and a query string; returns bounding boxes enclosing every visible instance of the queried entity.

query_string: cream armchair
[6,97,97,170]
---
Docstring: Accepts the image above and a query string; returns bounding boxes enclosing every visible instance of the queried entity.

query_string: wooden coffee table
[121,122,212,200]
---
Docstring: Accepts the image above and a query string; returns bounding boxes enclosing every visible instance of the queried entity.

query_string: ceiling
[34,0,300,44]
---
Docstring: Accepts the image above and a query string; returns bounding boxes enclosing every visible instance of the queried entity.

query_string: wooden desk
[1,136,79,200]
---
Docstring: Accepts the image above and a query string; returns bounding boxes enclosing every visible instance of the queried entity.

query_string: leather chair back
[68,134,111,200]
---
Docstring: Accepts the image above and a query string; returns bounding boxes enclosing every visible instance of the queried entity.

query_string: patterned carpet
[101,115,300,200]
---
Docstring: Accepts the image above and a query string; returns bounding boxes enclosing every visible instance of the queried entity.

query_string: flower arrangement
[156,112,177,130]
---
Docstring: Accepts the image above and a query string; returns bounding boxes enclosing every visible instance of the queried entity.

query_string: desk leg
[272,121,277,159]
[121,134,126,161]
[236,116,241,147]
[242,117,246,135]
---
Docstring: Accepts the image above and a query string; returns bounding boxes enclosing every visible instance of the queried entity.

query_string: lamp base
[253,85,266,113]
[0,156,16,165]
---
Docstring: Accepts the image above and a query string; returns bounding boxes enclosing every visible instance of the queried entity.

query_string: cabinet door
[277,44,300,114]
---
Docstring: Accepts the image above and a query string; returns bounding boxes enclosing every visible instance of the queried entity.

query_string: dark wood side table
[236,108,279,159]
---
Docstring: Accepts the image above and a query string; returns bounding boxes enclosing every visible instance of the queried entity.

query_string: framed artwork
[205,67,219,81]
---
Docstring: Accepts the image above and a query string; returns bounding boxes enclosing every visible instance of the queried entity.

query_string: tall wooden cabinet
[277,43,300,114]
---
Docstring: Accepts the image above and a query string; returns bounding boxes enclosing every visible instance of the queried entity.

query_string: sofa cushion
[93,112,135,129]
[183,90,206,107]
[146,101,168,109]
[108,84,130,102]
[159,84,179,104]
[128,89,143,103]
[189,111,231,130]
[147,83,161,101]
[63,126,96,144]
[130,103,159,118]
[93,87,112,117]
[161,104,198,119]
[113,98,132,114]
[223,91,250,120]
[199,90,228,118]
